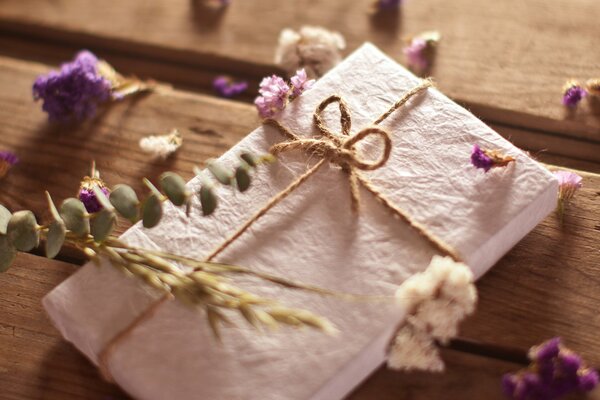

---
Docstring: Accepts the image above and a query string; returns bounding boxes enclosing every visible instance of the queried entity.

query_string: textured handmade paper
[43,43,558,400]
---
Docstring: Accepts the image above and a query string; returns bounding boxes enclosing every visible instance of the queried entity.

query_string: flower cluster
[139,129,183,159]
[502,337,599,400]
[33,51,112,122]
[388,256,477,372]
[0,151,19,179]
[213,76,248,98]
[275,26,346,78]
[403,31,441,73]
[471,144,515,172]
[554,170,583,220]
[254,69,314,118]
[78,164,111,213]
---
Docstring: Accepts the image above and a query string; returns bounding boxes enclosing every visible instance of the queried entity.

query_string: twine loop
[267,95,394,210]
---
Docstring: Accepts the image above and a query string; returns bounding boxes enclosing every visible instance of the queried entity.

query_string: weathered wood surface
[1,55,600,399]
[0,0,599,145]
[0,254,525,400]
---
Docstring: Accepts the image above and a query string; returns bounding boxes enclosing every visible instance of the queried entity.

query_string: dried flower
[290,69,315,98]
[33,51,112,122]
[502,337,599,400]
[562,80,587,107]
[403,31,440,72]
[554,170,583,221]
[471,144,515,172]
[388,324,444,372]
[585,78,600,97]
[33,50,153,123]
[0,151,19,179]
[388,256,477,372]
[139,129,183,159]
[275,26,346,78]
[78,164,110,213]
[212,76,248,98]
[376,0,403,10]
[253,68,313,118]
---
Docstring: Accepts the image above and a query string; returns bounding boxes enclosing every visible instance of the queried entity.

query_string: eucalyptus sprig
[0,153,338,337]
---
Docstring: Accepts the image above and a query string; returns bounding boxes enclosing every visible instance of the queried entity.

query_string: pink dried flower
[404,38,429,71]
[254,70,314,118]
[554,170,583,202]
[290,69,315,98]
[403,31,440,72]
[0,151,19,179]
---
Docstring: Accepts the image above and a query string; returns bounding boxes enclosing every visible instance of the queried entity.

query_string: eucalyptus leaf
[45,192,62,222]
[0,236,17,272]
[207,159,233,185]
[7,210,39,251]
[92,185,114,211]
[46,220,66,259]
[142,194,163,228]
[90,209,116,242]
[239,152,257,168]
[110,184,139,222]
[235,166,251,192]
[60,198,89,236]
[0,204,11,235]
[160,172,188,206]
[199,186,217,216]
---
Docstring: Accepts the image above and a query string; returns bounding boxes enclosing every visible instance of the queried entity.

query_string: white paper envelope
[43,43,558,400]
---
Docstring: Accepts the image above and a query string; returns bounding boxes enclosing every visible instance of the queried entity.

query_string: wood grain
[1,55,600,398]
[0,254,523,400]
[3,254,597,399]
[0,0,599,142]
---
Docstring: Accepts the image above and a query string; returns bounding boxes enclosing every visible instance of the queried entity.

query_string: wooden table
[0,1,599,399]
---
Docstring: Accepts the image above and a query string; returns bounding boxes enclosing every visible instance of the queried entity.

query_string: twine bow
[267,95,393,211]
[97,78,461,382]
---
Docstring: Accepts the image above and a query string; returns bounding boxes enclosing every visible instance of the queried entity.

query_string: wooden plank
[0,0,599,142]
[461,168,600,367]
[0,55,258,235]
[0,253,527,400]
[0,254,125,400]
[1,55,599,367]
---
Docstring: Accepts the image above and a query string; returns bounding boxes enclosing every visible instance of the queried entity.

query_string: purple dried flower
[254,74,290,118]
[471,144,494,172]
[578,369,600,392]
[471,144,515,173]
[377,0,402,10]
[290,69,315,98]
[0,151,19,179]
[78,176,110,213]
[503,338,599,400]
[529,336,561,363]
[562,81,587,107]
[213,76,248,98]
[33,50,112,122]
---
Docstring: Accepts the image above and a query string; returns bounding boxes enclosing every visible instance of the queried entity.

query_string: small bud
[142,194,163,228]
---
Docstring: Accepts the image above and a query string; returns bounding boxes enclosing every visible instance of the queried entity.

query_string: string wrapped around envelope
[98,78,462,381]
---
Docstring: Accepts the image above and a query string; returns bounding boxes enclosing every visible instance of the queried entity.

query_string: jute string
[97,78,461,382]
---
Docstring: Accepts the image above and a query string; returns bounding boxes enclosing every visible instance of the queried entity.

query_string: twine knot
[267,95,393,210]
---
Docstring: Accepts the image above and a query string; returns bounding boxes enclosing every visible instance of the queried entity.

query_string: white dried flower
[388,325,444,372]
[388,256,477,371]
[274,26,346,78]
[139,129,183,159]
